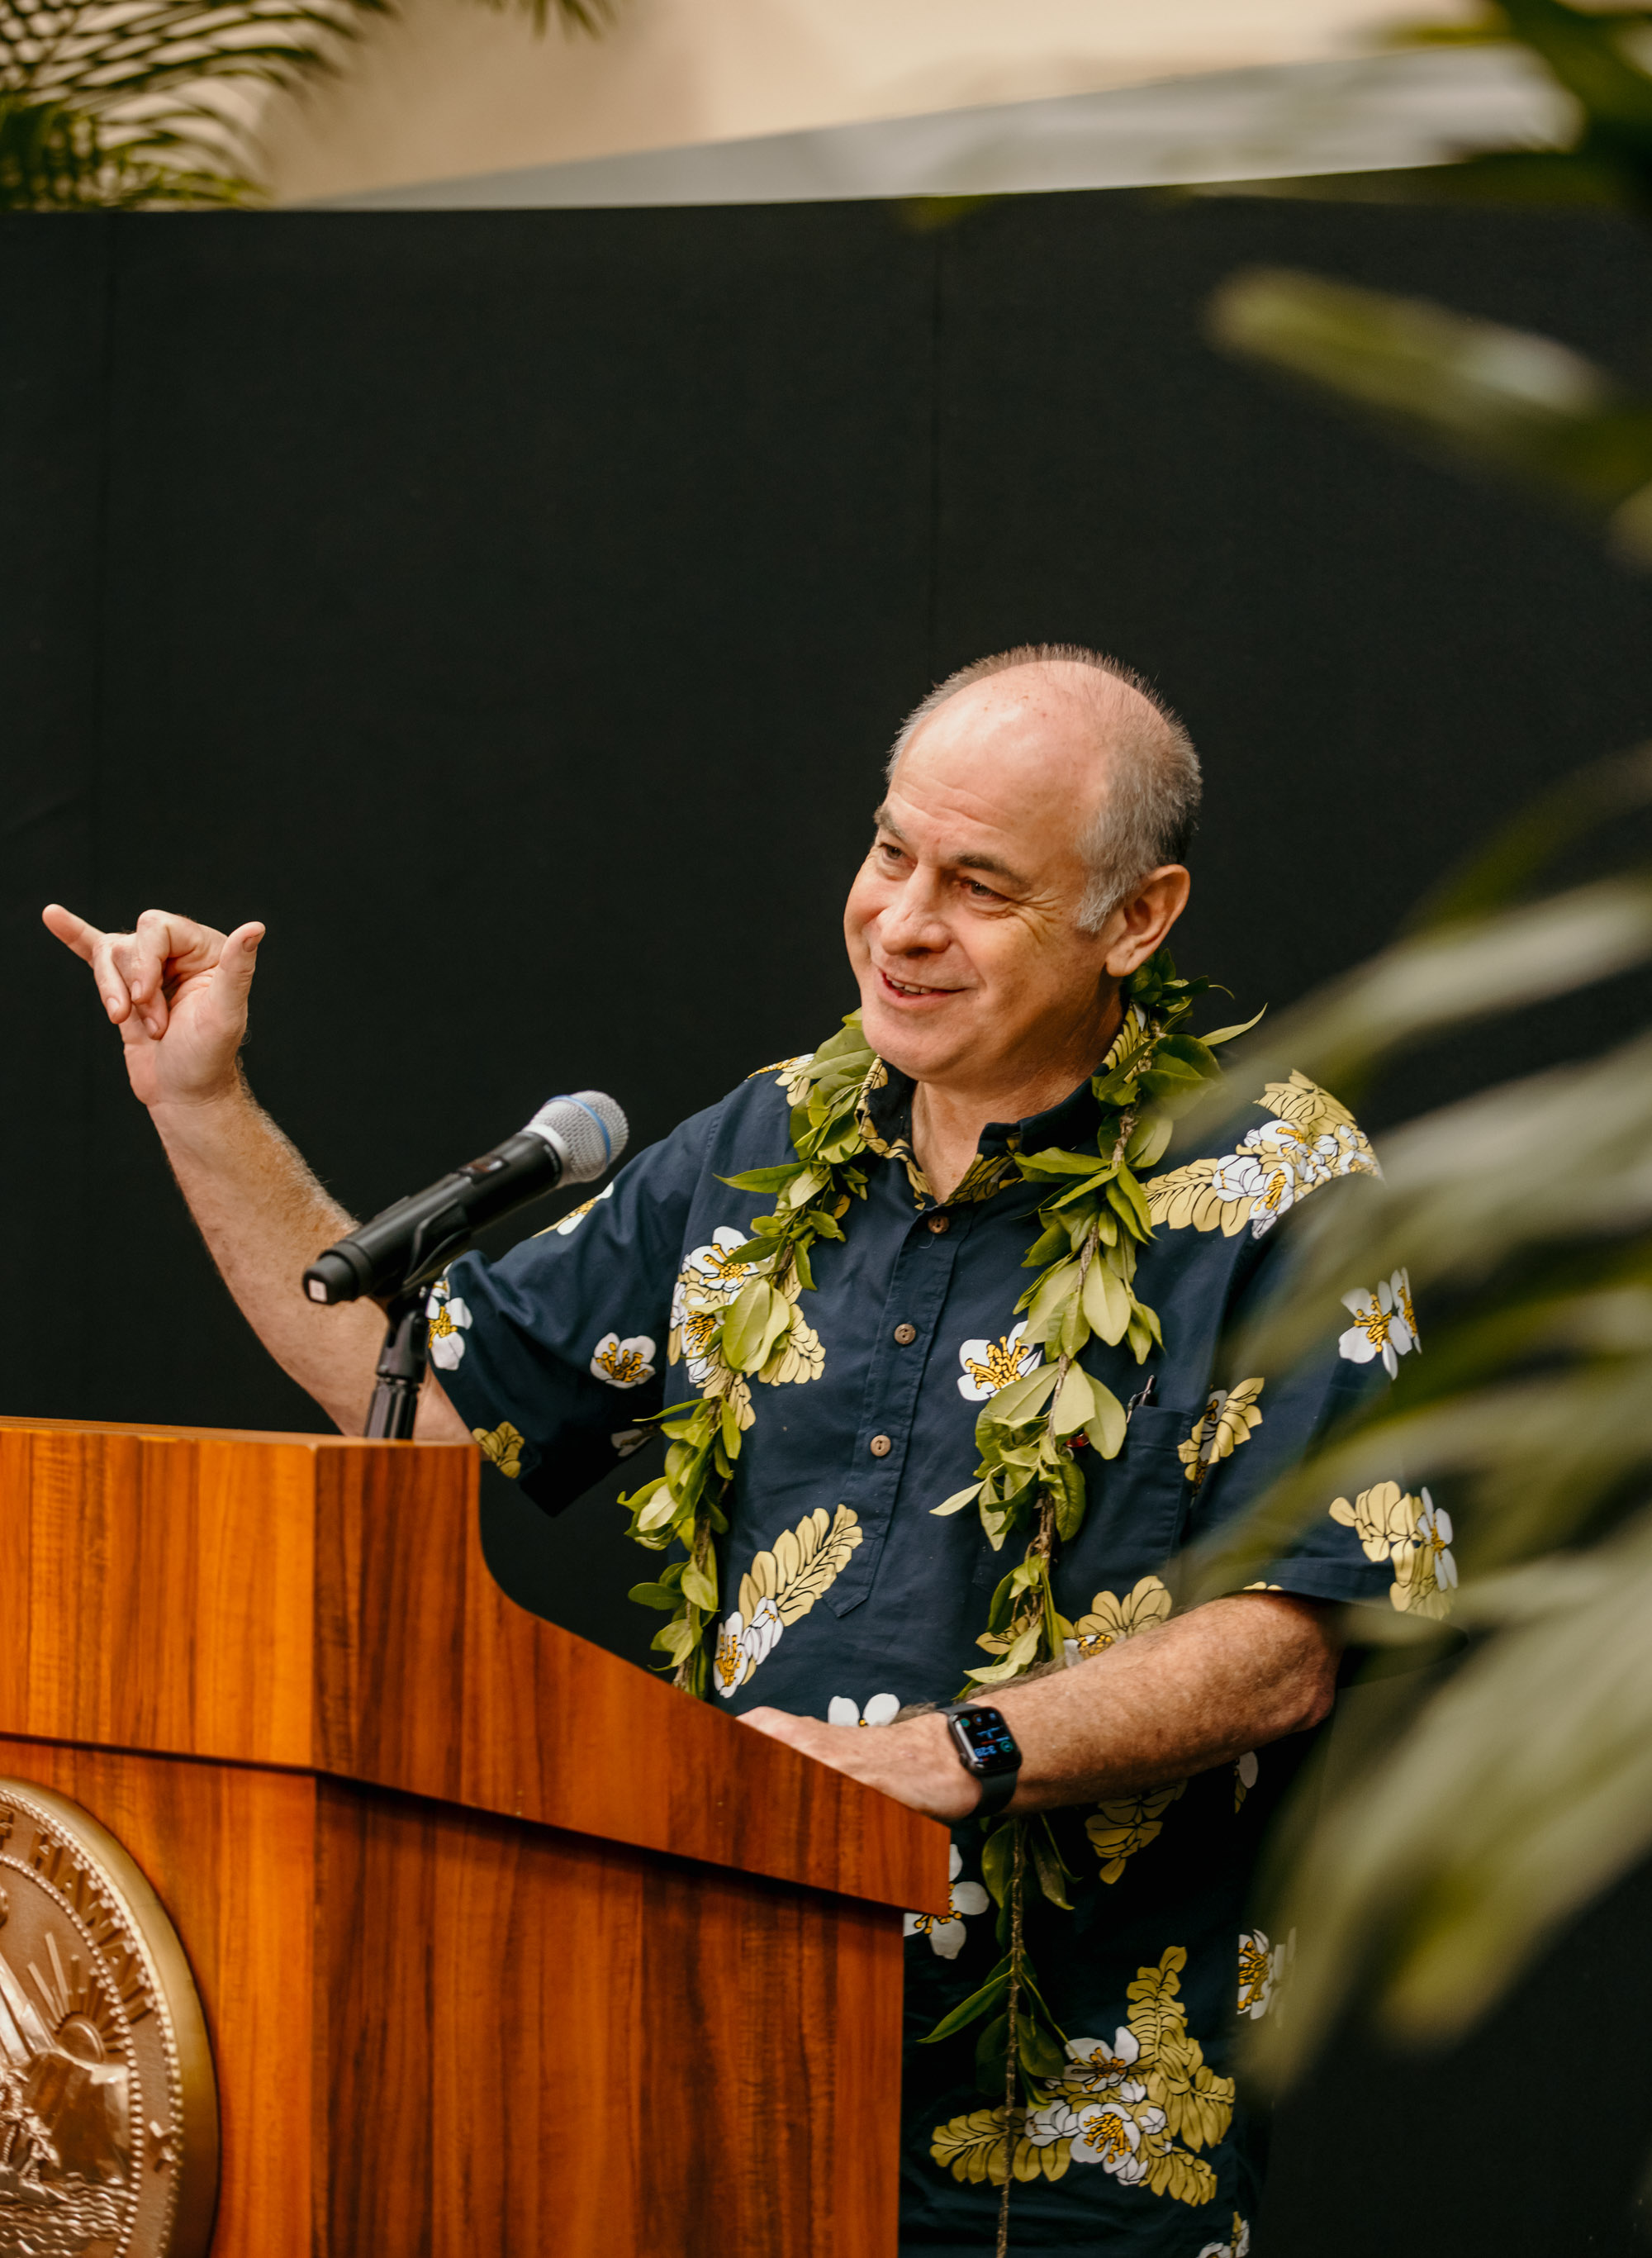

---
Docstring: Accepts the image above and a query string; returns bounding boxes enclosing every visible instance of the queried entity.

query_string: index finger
[41,903,105,966]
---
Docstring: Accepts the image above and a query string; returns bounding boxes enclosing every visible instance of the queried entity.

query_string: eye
[963,877,1004,902]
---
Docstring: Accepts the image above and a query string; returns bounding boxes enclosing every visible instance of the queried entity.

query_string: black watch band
[941,1702,1023,1817]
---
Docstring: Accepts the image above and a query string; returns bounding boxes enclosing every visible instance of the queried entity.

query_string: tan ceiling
[261,0,1478,207]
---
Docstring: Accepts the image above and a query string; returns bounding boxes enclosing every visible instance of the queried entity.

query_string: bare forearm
[150,1078,464,1439]
[987,1593,1336,1811]
[44,901,467,1441]
[738,1593,1339,1823]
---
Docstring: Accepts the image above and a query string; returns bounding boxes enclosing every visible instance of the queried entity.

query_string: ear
[1100,867,1191,979]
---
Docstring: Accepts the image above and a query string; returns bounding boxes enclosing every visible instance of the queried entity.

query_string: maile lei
[619,949,1251,2223]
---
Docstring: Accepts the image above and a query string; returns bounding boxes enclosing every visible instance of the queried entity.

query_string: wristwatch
[941,1702,1023,1816]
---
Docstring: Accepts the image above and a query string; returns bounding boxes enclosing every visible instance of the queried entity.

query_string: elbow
[1288,1628,1341,1735]
[1295,1656,1337,1735]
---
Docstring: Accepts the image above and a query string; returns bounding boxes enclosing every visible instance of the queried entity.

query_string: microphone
[302,1091,628,1307]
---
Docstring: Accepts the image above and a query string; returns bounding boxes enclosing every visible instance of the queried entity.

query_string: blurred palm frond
[1208,268,1652,565]
[1172,758,1652,2078]
[0,0,387,205]
[0,0,612,208]
[1202,0,1652,562]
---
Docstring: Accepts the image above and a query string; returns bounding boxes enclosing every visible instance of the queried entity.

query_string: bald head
[887,644,1200,930]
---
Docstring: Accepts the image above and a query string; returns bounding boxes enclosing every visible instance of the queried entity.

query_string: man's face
[843,670,1127,1092]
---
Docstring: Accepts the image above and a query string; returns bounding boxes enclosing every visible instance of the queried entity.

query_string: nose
[876,866,951,957]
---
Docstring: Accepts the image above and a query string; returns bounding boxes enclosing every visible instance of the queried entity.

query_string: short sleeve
[1182,1219,1427,1615]
[430,1098,720,1514]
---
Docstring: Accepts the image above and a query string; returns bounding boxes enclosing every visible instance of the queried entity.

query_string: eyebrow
[871,805,1031,892]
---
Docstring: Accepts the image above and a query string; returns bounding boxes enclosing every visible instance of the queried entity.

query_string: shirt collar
[859,1003,1144,1200]
[862,1060,1104,1157]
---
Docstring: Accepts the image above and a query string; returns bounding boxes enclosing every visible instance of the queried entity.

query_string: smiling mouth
[878,967,960,1001]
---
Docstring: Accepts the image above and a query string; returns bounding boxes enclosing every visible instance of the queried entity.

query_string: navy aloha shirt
[432,1037,1436,2257]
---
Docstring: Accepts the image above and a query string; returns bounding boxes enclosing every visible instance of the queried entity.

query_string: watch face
[951,1705,1020,1774]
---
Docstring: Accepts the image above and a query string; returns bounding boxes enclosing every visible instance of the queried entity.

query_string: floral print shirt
[434,1049,1436,2255]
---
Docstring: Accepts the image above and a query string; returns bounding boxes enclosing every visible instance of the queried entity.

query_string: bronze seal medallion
[0,1780,217,2258]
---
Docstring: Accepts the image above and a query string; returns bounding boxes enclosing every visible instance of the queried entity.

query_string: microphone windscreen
[525,1091,629,1184]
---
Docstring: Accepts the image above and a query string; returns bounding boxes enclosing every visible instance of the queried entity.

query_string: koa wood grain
[0,1417,947,2256]
[0,1417,946,1914]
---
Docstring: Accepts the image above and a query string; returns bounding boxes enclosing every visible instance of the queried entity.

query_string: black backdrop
[7,193,1652,2253]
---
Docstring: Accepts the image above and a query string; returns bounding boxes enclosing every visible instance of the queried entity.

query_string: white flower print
[1238,1929,1284,2020]
[589,1332,657,1388]
[1023,2098,1085,2149]
[1069,2098,1163,2180]
[957,1320,1042,1402]
[549,1180,615,1236]
[1059,2027,1144,2101]
[1337,1269,1418,1379]
[903,1842,990,1960]
[712,1595,782,1693]
[610,1428,649,1458]
[425,1278,472,1370]
[712,1506,862,1695]
[827,1693,901,1728]
[668,1224,821,1415]
[1415,1493,1458,1591]
[681,1225,754,1299]
[1146,1072,1379,1239]
[1199,1115,1375,1239]
[1203,1119,1322,1237]
[1392,1488,1458,1619]
[931,1943,1232,2201]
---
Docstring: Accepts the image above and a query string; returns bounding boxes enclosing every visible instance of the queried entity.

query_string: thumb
[210,922,266,1014]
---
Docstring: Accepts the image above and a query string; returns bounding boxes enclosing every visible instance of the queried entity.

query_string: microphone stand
[363,1285,431,1440]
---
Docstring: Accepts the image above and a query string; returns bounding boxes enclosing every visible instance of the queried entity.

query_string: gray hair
[885,643,1201,930]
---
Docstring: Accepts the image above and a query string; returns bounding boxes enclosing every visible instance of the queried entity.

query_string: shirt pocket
[1075,1401,1199,1585]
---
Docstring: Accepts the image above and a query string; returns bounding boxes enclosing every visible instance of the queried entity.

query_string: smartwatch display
[942,1702,1023,1816]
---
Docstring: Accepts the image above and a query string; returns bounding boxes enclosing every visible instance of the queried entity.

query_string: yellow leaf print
[472,1421,525,1478]
[1070,1575,1173,1658]
[1391,1492,1457,1619]
[856,1058,1020,1209]
[748,1051,816,1101]
[1086,1780,1187,1883]
[931,1942,1233,2205]
[928,2109,1070,2188]
[1146,1071,1377,1241]
[1329,1481,1456,1618]
[713,1505,864,1695]
[670,1226,823,1416]
[759,1305,824,1387]
[740,1504,862,1624]
[1328,1478,1417,1562]
[1127,1947,1235,2156]
[1176,1378,1265,1488]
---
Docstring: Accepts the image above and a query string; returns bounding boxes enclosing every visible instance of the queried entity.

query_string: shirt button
[927,1212,952,1234]
[869,1433,894,1457]
[893,1323,917,1345]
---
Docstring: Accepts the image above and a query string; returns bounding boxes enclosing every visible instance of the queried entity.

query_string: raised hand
[41,905,266,1111]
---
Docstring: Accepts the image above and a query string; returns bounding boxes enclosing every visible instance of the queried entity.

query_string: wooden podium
[0,1418,949,2255]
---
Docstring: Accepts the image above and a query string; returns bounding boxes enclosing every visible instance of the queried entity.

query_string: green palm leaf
[0,0,611,207]
[1178,754,1652,2081]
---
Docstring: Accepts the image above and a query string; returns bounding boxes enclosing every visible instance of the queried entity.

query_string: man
[47,645,1411,2254]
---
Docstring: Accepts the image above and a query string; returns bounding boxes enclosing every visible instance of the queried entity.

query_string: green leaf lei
[618,1014,876,1697]
[618,950,1251,2216]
